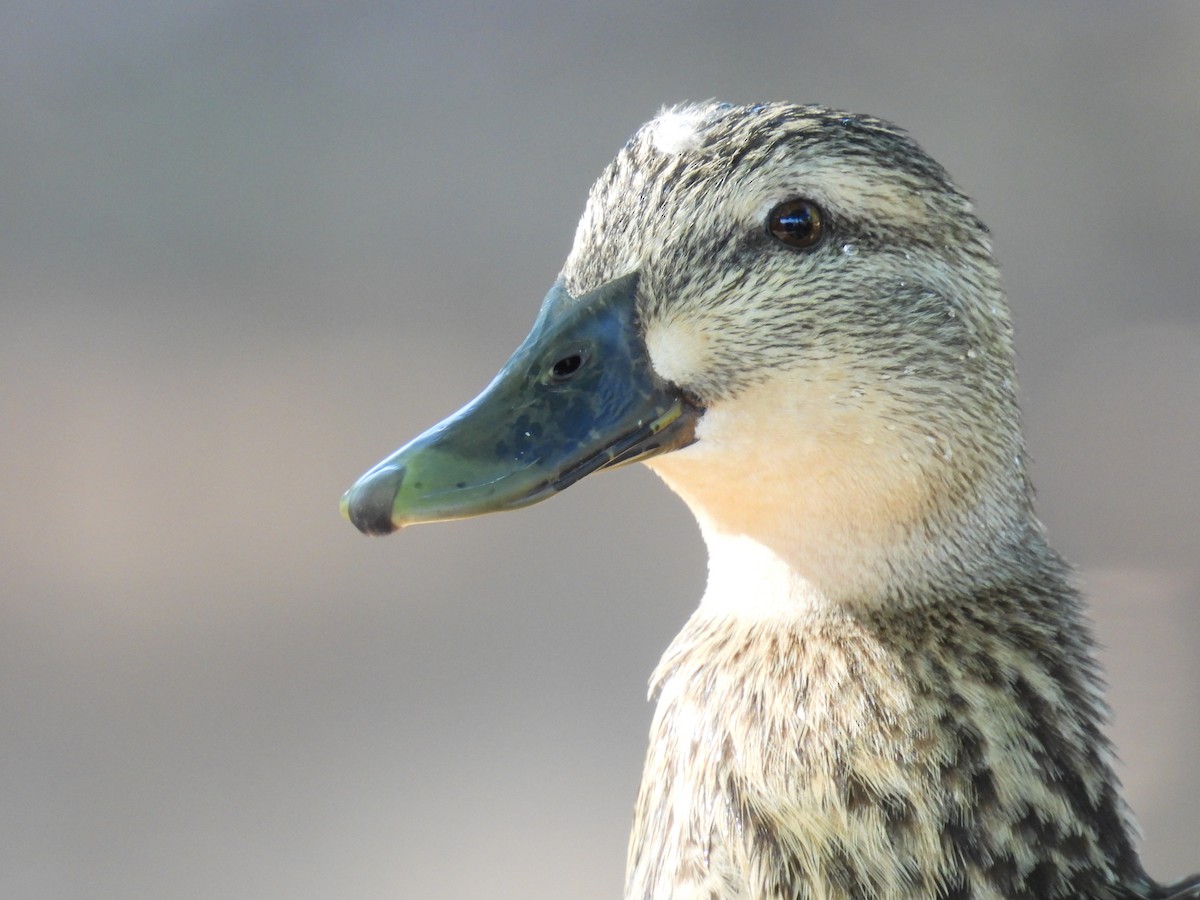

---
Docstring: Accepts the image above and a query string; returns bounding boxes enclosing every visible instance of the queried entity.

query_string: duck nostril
[550,352,585,382]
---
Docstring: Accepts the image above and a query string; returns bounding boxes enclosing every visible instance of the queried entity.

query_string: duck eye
[767,199,824,249]
[549,352,585,382]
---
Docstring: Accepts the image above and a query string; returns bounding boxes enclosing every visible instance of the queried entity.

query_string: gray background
[3,2,1198,897]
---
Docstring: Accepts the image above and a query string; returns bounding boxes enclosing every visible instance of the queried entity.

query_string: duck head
[343,102,1034,606]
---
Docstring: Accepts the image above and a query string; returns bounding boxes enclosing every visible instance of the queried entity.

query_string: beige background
[2,2,1197,897]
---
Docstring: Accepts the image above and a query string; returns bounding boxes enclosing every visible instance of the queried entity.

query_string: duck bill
[342,273,701,535]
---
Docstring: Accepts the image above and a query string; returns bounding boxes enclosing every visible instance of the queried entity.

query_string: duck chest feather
[627,587,1148,900]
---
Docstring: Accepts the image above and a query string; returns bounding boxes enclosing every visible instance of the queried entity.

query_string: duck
[342,102,1198,900]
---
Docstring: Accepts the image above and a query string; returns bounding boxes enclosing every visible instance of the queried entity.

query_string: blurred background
[2,2,1198,897]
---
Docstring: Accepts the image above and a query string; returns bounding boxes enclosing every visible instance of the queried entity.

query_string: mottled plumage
[344,102,1197,899]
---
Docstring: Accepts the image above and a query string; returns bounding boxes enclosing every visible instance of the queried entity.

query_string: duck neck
[645,374,1044,612]
[696,526,829,617]
[684,483,1040,615]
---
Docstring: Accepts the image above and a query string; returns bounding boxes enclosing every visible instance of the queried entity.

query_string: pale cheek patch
[645,316,712,387]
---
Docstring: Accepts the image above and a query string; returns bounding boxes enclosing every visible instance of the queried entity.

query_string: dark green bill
[342,273,701,535]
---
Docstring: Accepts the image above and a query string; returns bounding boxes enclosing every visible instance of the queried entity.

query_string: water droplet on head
[841,243,858,256]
